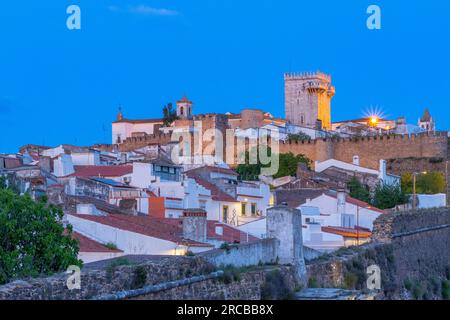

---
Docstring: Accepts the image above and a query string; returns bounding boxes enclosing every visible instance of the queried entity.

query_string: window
[241,203,247,216]
[180,106,184,115]
[251,203,257,216]
[199,200,207,210]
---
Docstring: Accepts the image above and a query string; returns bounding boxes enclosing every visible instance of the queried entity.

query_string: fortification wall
[198,239,278,267]
[306,207,450,299]
[0,255,298,300]
[279,132,448,170]
[118,133,173,152]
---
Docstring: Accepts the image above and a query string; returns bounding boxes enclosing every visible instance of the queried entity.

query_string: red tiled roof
[70,165,133,178]
[186,173,238,202]
[69,214,212,247]
[325,192,385,214]
[185,166,239,177]
[322,226,372,239]
[72,232,123,253]
[207,221,259,243]
[163,219,259,243]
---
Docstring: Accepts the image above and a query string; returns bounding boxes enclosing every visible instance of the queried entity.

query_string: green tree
[372,183,409,210]
[0,189,81,284]
[401,172,446,195]
[275,153,310,179]
[0,176,6,190]
[162,103,179,127]
[347,177,371,203]
[235,149,311,180]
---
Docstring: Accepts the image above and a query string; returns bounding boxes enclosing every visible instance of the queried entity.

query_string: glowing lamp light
[369,116,379,126]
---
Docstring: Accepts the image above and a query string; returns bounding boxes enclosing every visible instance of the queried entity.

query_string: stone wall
[279,132,448,170]
[131,266,298,300]
[0,256,215,300]
[306,207,450,299]
[0,255,298,300]
[199,239,278,267]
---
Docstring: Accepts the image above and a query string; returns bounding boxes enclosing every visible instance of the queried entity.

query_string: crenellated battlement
[284,71,332,82]
[282,131,448,145]
[280,131,448,170]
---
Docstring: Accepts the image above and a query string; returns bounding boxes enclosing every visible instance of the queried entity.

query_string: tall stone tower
[284,71,335,130]
[176,96,193,120]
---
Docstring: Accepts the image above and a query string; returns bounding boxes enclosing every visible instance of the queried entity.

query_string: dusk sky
[0,0,449,153]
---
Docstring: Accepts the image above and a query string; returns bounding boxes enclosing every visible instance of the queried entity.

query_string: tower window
[180,106,184,115]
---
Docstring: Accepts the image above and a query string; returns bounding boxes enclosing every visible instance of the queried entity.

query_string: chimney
[352,155,360,166]
[337,189,347,215]
[182,209,207,243]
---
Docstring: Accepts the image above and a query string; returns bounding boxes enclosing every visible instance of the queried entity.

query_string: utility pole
[356,205,360,246]
[413,173,417,210]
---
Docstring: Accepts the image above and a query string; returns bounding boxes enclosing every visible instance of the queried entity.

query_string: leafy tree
[402,172,445,195]
[372,183,409,210]
[0,188,81,284]
[275,153,310,179]
[162,103,179,127]
[236,148,311,180]
[0,176,6,190]
[347,176,371,203]
[0,174,20,194]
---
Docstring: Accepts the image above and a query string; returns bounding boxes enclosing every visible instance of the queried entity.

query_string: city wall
[116,131,448,172]
[279,132,448,170]
[306,207,450,299]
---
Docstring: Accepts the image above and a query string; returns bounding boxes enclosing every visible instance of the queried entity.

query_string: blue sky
[0,0,449,152]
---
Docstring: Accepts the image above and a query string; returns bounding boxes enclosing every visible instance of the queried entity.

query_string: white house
[314,158,400,187]
[237,190,384,252]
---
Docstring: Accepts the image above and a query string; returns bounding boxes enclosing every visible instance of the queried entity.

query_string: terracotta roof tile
[185,173,238,202]
[72,232,123,253]
[322,226,372,239]
[325,192,385,214]
[70,165,133,178]
[69,214,212,247]
[163,219,259,243]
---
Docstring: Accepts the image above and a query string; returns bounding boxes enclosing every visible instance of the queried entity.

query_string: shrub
[412,282,425,300]
[260,269,293,300]
[105,257,131,281]
[130,266,148,289]
[404,278,413,291]
[104,242,118,250]
[442,280,450,300]
[343,273,359,290]
[308,277,319,288]
[184,250,195,257]
[219,265,242,284]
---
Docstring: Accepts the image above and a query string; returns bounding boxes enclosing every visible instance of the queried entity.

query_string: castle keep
[284,72,335,130]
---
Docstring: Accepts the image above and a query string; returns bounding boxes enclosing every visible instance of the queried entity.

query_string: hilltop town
[1,71,450,300]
